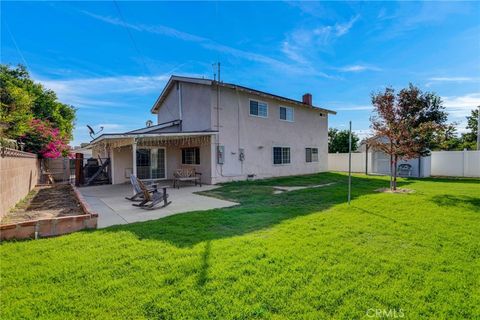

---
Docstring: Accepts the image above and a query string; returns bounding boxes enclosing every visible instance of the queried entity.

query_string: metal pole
[477,106,479,150]
[348,121,352,205]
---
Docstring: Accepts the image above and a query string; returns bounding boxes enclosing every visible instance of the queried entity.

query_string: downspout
[178,82,183,131]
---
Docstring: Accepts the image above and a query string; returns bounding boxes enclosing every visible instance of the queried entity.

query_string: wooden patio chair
[125,174,157,201]
[132,176,171,210]
[173,167,202,188]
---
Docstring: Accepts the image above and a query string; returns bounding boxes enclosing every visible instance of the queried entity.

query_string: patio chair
[173,167,202,188]
[397,164,412,177]
[132,176,171,210]
[125,174,156,201]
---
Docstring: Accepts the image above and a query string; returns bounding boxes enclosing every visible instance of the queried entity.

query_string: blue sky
[2,1,479,146]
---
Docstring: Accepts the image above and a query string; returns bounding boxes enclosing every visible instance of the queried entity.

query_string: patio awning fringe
[91,135,211,152]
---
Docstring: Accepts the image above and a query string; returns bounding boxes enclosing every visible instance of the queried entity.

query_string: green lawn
[1,173,479,319]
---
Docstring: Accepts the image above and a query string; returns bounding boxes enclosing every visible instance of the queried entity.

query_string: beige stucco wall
[210,86,329,183]
[112,145,133,184]
[157,84,180,124]
[110,143,213,185]
[152,80,330,184]
[157,82,211,132]
[0,151,40,217]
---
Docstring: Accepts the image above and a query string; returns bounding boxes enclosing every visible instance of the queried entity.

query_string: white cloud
[338,65,381,73]
[428,77,477,82]
[335,105,373,111]
[281,15,360,65]
[82,10,329,78]
[35,74,171,109]
[442,93,480,118]
[353,129,372,140]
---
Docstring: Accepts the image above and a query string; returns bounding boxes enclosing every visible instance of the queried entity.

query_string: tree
[460,108,479,150]
[0,64,76,140]
[328,128,359,153]
[369,84,445,190]
[0,64,76,157]
[18,119,72,158]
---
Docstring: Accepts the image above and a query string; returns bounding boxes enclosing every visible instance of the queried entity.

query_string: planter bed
[0,184,97,241]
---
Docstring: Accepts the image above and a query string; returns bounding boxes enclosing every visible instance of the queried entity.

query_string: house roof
[150,75,337,115]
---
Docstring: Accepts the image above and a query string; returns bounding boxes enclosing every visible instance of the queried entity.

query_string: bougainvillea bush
[19,119,72,159]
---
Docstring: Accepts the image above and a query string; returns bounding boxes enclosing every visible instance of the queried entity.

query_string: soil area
[1,184,84,224]
[375,188,415,194]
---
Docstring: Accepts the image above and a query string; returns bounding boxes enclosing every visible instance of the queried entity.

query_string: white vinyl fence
[430,150,480,177]
[328,150,480,178]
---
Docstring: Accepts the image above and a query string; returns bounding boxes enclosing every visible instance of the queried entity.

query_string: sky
[2,1,480,146]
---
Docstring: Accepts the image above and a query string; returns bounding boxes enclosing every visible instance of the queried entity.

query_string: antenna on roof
[86,125,104,139]
[212,62,221,82]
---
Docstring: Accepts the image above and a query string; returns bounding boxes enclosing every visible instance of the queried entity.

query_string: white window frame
[279,106,294,122]
[272,146,291,166]
[305,147,319,163]
[249,99,268,118]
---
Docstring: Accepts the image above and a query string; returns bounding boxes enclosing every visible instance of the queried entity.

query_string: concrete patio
[79,183,237,228]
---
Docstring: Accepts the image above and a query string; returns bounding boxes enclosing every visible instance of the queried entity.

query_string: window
[306,148,319,162]
[182,147,200,165]
[273,147,291,165]
[279,106,294,121]
[136,148,166,179]
[250,100,268,117]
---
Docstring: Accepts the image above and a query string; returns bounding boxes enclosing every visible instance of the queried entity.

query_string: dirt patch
[375,188,415,194]
[273,183,337,194]
[2,184,84,224]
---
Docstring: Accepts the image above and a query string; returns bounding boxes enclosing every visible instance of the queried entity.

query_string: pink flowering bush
[19,119,72,158]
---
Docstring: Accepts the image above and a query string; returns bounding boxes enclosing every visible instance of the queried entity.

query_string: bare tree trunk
[393,155,398,191]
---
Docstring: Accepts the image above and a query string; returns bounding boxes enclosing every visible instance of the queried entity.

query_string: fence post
[75,153,84,186]
[463,149,467,177]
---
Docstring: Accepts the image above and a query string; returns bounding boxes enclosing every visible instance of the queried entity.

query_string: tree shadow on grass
[103,173,414,248]
[430,194,480,211]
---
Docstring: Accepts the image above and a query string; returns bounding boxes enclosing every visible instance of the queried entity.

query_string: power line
[4,21,30,70]
[112,0,150,76]
[111,0,177,122]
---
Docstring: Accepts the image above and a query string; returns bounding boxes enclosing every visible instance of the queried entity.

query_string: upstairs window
[306,148,319,162]
[273,147,291,165]
[279,106,294,121]
[250,100,268,118]
[182,147,200,165]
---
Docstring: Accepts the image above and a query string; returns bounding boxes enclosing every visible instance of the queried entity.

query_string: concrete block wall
[0,149,40,217]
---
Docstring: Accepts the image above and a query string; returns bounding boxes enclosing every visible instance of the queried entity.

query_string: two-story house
[90,76,336,184]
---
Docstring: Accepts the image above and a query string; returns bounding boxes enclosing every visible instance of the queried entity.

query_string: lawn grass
[1,173,479,319]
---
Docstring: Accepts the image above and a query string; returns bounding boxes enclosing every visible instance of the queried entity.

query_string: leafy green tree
[0,64,76,141]
[458,108,479,150]
[328,128,359,153]
[0,66,34,138]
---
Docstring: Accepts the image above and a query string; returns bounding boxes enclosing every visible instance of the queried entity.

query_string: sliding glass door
[136,147,166,179]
